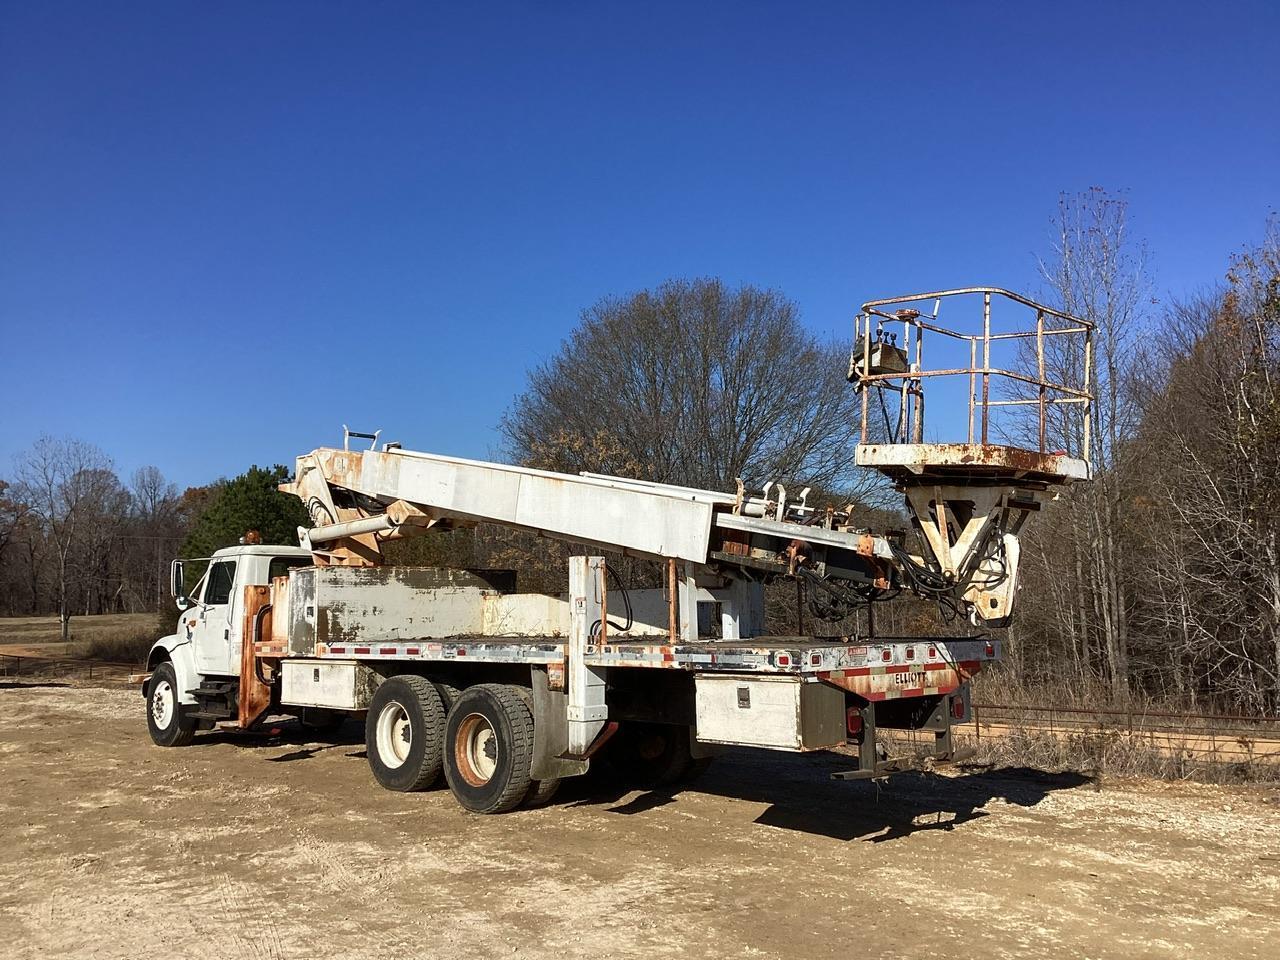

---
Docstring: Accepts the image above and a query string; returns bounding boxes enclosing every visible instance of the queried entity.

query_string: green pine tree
[180,465,309,566]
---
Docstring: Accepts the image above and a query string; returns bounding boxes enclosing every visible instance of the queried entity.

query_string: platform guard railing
[852,287,1094,466]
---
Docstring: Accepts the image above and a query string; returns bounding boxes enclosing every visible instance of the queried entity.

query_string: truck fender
[145,636,200,705]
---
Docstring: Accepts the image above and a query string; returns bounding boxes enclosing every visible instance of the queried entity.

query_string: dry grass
[72,628,159,665]
[0,613,161,665]
[954,727,1280,785]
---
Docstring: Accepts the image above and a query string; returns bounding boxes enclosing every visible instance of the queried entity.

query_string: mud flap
[530,667,589,781]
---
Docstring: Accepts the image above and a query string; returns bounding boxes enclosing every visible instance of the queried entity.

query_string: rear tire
[608,721,695,788]
[523,778,561,808]
[432,680,462,714]
[299,707,346,734]
[443,684,535,814]
[365,675,446,791]
[146,662,196,747]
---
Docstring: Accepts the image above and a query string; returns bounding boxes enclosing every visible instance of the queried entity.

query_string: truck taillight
[846,708,864,736]
[951,697,966,720]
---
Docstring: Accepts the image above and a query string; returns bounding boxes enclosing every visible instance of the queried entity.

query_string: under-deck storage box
[694,675,846,751]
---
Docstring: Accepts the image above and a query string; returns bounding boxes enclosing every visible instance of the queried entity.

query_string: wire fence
[0,652,142,682]
[969,701,1280,767]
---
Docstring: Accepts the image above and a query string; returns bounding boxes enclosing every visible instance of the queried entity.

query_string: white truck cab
[146,544,312,741]
[166,544,311,678]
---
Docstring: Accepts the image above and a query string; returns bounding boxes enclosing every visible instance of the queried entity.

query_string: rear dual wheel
[606,721,708,789]
[366,677,547,814]
[443,684,537,814]
[365,676,447,792]
[523,777,561,808]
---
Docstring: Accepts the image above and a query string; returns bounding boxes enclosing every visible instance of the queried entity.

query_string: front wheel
[146,662,196,747]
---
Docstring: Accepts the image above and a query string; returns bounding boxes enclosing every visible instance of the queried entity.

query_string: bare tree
[1130,227,1280,711]
[0,480,33,614]
[502,277,884,503]
[0,480,27,559]
[15,437,116,640]
[130,466,181,608]
[1028,189,1150,697]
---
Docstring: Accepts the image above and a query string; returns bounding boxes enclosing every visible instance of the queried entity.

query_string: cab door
[190,559,239,677]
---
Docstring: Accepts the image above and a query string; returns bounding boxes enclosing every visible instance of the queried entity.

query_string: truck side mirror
[170,559,186,609]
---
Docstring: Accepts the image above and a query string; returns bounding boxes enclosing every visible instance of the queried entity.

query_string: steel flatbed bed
[295,634,998,703]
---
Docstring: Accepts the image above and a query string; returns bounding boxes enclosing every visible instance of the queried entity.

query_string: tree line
[0,450,304,640]
[3,189,1275,714]
[1013,192,1279,713]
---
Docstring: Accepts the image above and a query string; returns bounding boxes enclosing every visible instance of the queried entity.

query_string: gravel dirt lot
[1,682,1277,960]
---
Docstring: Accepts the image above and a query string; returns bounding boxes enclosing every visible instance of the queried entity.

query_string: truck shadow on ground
[560,747,1094,842]
[189,722,1091,841]
[196,717,365,763]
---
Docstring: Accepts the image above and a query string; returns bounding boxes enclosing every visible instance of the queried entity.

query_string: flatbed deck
[297,634,999,702]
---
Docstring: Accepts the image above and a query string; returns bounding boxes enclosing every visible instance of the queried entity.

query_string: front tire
[443,684,535,814]
[146,662,196,747]
[365,675,446,791]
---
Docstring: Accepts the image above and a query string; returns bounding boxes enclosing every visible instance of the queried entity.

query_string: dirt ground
[1,683,1277,960]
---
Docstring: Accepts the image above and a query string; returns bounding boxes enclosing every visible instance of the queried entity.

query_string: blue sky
[2,2,1277,490]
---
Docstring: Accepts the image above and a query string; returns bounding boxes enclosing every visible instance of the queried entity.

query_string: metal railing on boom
[851,287,1094,466]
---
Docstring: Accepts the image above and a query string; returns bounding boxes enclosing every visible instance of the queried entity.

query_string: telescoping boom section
[142,287,1093,812]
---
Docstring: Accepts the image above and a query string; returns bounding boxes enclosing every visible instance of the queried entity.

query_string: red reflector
[406,647,420,656]
[354,647,370,655]
[379,647,396,655]
[777,654,791,666]
[329,647,345,654]
[456,648,467,656]
[846,708,863,736]
[952,698,966,719]
[905,647,914,660]
[882,649,892,662]
[984,642,995,657]
[928,646,937,659]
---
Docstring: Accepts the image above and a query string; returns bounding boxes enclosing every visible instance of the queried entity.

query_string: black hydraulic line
[252,602,273,686]
[590,563,635,639]
[796,566,900,623]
